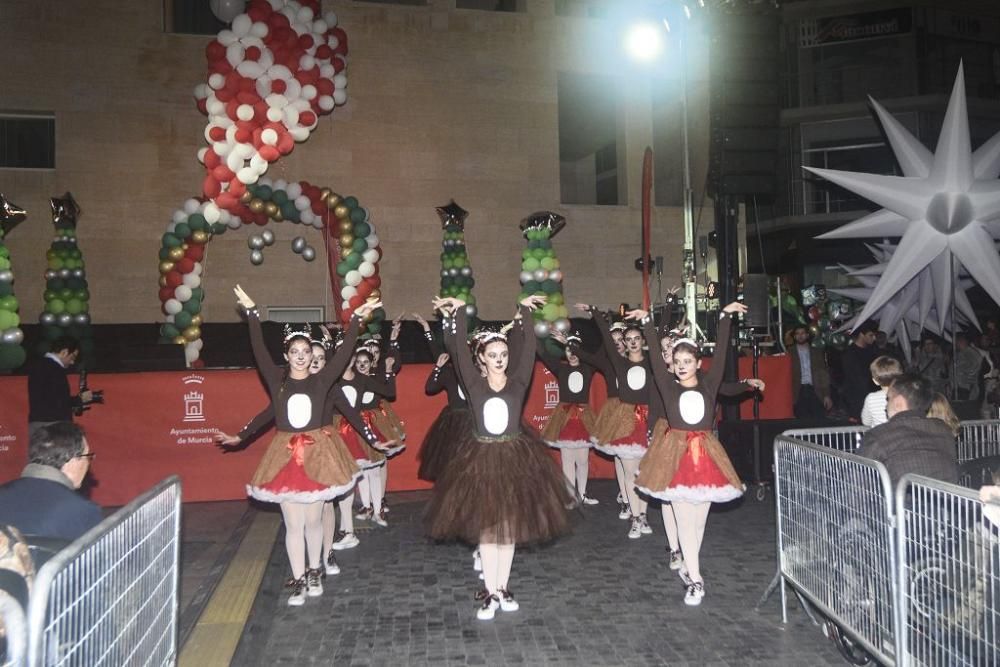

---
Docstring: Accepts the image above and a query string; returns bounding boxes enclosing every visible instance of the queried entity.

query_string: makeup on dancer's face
[284,339,313,372]
[479,341,509,373]
[672,350,699,380]
[611,331,625,355]
[624,329,642,353]
[565,348,579,365]
[660,338,673,367]
[309,345,326,373]
[354,352,373,375]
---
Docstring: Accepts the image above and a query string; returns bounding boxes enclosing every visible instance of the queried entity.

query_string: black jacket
[857,410,959,488]
[0,465,102,542]
[27,356,79,423]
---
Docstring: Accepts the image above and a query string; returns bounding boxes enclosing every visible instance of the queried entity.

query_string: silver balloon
[44,270,57,280]
[443,239,453,248]
[74,313,90,325]
[248,234,265,250]
[554,318,571,334]
[58,269,71,279]
[57,313,73,327]
[39,312,56,325]
[441,269,449,278]
[533,321,551,337]
[448,268,459,277]
[261,230,275,246]
[532,269,548,282]
[460,266,472,277]
[0,270,12,283]
[291,236,307,254]
[519,271,532,284]
[250,249,264,265]
[464,304,478,318]
[302,246,316,262]
[72,269,84,279]
[1,328,23,344]
[549,269,563,283]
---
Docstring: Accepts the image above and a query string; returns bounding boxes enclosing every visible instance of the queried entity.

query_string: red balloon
[369,275,381,289]
[195,98,208,115]
[277,134,294,155]
[206,41,226,62]
[208,126,226,142]
[203,175,222,199]
[186,245,205,261]
[356,281,373,299]
[298,34,314,50]
[228,180,246,198]
[203,149,221,169]
[299,111,317,127]
[259,145,280,162]
[176,258,195,274]
[212,165,235,182]
[348,295,364,310]
[245,45,261,61]
[165,271,183,288]
[159,287,175,302]
[332,56,346,74]
[216,192,238,210]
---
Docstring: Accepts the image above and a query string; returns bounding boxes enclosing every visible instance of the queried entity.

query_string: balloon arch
[154,0,385,366]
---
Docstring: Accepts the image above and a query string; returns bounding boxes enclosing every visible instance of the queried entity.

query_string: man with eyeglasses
[0,422,102,542]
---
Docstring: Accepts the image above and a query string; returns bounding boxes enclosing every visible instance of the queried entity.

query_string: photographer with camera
[27,337,97,437]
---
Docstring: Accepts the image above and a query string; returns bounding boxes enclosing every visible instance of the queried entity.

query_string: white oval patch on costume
[362,391,375,404]
[457,385,466,400]
[482,397,509,435]
[626,365,646,390]
[287,393,313,428]
[568,371,584,394]
[679,390,705,425]
[341,385,358,407]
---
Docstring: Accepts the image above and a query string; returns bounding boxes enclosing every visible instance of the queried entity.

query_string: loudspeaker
[119,344,187,371]
[743,274,770,328]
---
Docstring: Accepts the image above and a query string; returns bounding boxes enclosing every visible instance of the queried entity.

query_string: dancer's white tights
[280,501,324,579]
[479,541,515,595]
[357,466,385,513]
[619,457,647,517]
[614,457,628,502]
[560,448,590,496]
[321,500,336,554]
[673,501,711,582]
[338,494,354,533]
[661,502,680,551]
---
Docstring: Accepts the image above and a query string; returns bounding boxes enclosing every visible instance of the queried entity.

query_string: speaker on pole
[743,274,770,329]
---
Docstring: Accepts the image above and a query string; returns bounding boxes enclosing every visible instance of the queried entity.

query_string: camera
[74,370,104,416]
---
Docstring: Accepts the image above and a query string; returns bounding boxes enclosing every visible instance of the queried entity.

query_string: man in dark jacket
[26,337,91,437]
[857,374,959,487]
[0,422,102,542]
[840,322,879,420]
[789,325,832,419]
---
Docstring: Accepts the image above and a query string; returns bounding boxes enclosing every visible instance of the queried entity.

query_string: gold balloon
[370,289,381,299]
[340,247,353,259]
[249,198,265,213]
[159,276,168,287]
[191,314,203,326]
[172,335,186,345]
[182,243,189,250]
[159,261,175,274]
[339,234,354,247]
[168,247,185,261]
[327,193,342,208]
[273,209,283,222]
[338,220,353,234]
[333,204,349,219]
[319,188,332,202]
[264,202,279,218]
[191,230,209,244]
[240,190,253,204]
[183,326,202,342]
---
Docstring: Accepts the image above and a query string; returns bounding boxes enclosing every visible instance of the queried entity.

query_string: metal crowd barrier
[956,420,1000,464]
[26,476,181,667]
[779,425,868,453]
[769,435,898,665]
[1,589,27,667]
[896,476,1000,667]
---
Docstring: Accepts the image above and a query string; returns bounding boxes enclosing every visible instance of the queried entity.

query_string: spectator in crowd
[981,318,1000,350]
[953,331,990,401]
[0,423,102,542]
[873,330,902,362]
[788,325,832,419]
[860,356,903,427]
[840,321,879,420]
[926,392,961,436]
[910,335,949,396]
[857,374,959,487]
[26,337,91,437]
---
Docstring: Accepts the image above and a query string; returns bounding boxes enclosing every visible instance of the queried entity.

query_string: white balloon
[237,167,257,184]
[230,12,252,35]
[300,54,316,70]
[294,195,311,211]
[290,127,309,142]
[236,60,264,79]
[286,182,303,199]
[226,150,245,173]
[342,300,351,311]
[175,285,193,302]
[192,262,204,275]
[266,107,283,123]
[324,11,338,27]
[261,128,279,145]
[250,20,269,39]
[184,345,200,364]
[167,222,177,234]
[297,6,314,23]
[203,203,221,224]
[312,20,328,34]
[172,210,188,224]
[207,99,225,116]
[284,106,303,127]
[273,179,287,191]
[165,299,183,315]
[226,42,245,68]
[317,95,335,112]
[333,89,348,106]
[258,177,272,187]
[300,84,317,101]
[182,272,202,288]
[227,216,243,229]
[333,73,348,89]
[300,211,315,225]
[192,338,204,350]
[208,73,226,90]
[236,104,254,121]
[283,79,302,101]
[362,248,380,263]
[165,314,175,323]
[184,199,201,215]
[345,270,362,287]
[265,93,289,109]
[319,63,335,79]
[358,262,375,278]
[341,285,358,299]
[217,29,237,46]
[366,234,379,248]
[197,147,208,164]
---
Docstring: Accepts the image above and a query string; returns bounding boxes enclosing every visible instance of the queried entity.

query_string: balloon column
[436,201,477,320]
[798,284,850,350]
[156,1,385,364]
[40,193,94,364]
[0,194,26,370]
[518,211,570,347]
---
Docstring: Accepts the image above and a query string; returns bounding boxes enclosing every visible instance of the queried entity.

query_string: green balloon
[65,299,83,315]
[183,298,202,314]
[0,311,11,330]
[0,295,17,310]
[48,298,66,314]
[174,223,192,239]
[161,323,179,338]
[281,202,298,221]
[524,280,540,293]
[353,222,371,238]
[336,262,349,277]
[523,257,540,271]
[0,283,10,298]
[162,233,182,248]
[346,253,362,270]
[159,247,171,260]
[344,196,359,208]
[59,288,73,300]
[174,311,193,329]
[540,257,555,270]
[211,223,227,235]
[272,190,289,205]
[191,287,204,301]
[352,238,367,252]
[0,344,26,370]
[542,279,558,293]
[350,208,366,224]
[188,214,208,231]
[256,185,272,200]
[521,249,532,261]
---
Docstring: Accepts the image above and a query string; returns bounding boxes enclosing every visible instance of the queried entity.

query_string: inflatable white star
[810,63,1000,333]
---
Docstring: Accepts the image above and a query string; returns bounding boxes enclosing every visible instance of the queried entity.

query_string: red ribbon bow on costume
[686,430,707,465]
[286,433,315,466]
[633,404,649,421]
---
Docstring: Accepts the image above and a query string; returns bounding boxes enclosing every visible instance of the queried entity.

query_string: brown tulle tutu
[373,400,407,442]
[541,402,596,446]
[424,427,573,545]
[592,398,640,443]
[635,425,743,503]
[247,428,361,503]
[417,406,474,482]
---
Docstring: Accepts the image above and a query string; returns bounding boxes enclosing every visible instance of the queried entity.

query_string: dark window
[456,0,523,12]
[558,72,623,205]
[165,0,227,35]
[0,115,55,169]
[355,0,428,5]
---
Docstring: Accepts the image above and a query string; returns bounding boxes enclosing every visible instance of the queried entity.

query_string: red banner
[0,357,790,506]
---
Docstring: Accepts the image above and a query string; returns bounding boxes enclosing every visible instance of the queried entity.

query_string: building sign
[800,8,912,48]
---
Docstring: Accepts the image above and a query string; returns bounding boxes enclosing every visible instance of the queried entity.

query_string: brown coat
[789,344,830,402]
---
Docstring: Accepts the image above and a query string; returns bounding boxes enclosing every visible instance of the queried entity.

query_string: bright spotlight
[625,22,664,63]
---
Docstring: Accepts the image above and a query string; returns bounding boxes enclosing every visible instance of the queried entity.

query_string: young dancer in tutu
[628,302,764,606]
[542,330,599,505]
[215,287,387,606]
[425,295,572,620]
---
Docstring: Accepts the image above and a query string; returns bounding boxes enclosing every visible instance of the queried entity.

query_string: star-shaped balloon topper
[519,211,566,238]
[50,192,82,230]
[809,62,1000,333]
[0,193,27,237]
[436,200,469,231]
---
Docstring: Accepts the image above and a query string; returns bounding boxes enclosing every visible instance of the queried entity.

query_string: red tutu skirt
[359,409,405,459]
[593,403,649,460]
[635,429,743,503]
[247,429,361,504]
[331,416,379,470]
